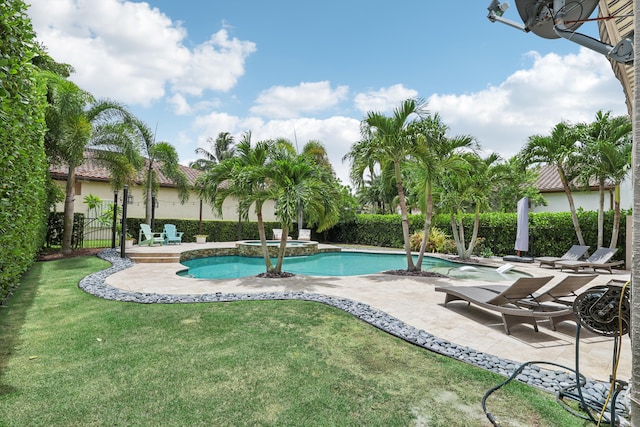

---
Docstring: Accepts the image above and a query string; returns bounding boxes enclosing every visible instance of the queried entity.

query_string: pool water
[178,252,529,281]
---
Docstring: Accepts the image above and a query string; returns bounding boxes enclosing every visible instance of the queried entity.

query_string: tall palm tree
[127,117,190,224]
[44,73,139,254]
[197,134,277,271]
[520,121,586,246]
[356,98,428,271]
[189,131,237,170]
[576,111,632,248]
[268,154,340,273]
[407,113,475,269]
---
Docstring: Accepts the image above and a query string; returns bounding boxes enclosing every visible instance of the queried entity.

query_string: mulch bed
[383,270,447,278]
[37,247,105,262]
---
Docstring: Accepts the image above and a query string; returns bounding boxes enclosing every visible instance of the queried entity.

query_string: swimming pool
[178,251,529,281]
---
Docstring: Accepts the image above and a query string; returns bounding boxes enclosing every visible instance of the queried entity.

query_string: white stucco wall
[53,179,277,222]
[531,181,632,213]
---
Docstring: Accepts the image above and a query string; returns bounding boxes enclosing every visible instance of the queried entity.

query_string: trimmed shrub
[324,211,628,262]
[0,0,49,301]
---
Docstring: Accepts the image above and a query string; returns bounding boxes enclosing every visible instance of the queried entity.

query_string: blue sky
[26,0,628,186]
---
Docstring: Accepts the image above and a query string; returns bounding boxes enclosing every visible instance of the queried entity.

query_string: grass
[0,256,589,426]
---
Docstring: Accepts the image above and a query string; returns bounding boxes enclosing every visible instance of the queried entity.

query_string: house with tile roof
[49,156,277,222]
[532,164,632,213]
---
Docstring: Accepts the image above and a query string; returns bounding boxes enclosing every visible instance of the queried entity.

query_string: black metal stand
[557,324,626,425]
[120,185,128,258]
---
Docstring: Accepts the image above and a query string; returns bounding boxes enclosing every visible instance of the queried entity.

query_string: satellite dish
[487,0,634,64]
[515,0,598,39]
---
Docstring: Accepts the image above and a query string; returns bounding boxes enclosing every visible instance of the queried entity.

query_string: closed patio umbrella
[515,197,529,255]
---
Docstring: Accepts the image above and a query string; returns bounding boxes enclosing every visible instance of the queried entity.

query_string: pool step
[127,251,181,264]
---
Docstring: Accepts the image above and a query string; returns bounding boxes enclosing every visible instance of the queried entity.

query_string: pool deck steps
[126,250,181,264]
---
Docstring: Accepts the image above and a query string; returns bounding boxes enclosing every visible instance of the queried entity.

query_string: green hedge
[45,213,85,249]
[125,219,287,244]
[0,0,49,301]
[323,210,628,262]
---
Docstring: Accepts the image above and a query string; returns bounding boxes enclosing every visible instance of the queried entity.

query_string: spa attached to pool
[236,240,320,257]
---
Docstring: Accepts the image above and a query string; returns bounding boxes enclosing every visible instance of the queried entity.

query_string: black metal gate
[82,201,114,248]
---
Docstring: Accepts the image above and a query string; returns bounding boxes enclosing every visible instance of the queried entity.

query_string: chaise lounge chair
[297,228,311,241]
[536,245,590,268]
[163,224,183,245]
[434,276,576,334]
[138,224,165,246]
[273,228,292,240]
[555,247,624,274]
[480,275,597,307]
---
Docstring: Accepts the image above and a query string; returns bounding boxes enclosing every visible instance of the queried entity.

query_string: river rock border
[79,249,628,421]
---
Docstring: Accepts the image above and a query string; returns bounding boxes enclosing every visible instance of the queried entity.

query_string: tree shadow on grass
[0,262,44,396]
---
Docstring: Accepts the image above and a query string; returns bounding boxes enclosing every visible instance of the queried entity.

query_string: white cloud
[354,84,419,114]
[428,48,628,157]
[27,0,255,106]
[250,81,349,119]
[192,112,360,185]
[170,29,256,96]
[168,94,192,115]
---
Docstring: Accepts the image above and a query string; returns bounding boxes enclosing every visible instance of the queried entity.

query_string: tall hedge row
[322,210,628,262]
[0,0,49,301]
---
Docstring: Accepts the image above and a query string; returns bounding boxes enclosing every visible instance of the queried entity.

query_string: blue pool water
[178,252,529,281]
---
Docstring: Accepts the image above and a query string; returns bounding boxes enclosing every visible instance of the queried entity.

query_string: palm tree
[268,154,340,273]
[355,98,429,271]
[489,155,546,212]
[439,153,501,260]
[520,121,586,246]
[127,117,190,224]
[197,133,277,271]
[407,113,475,269]
[576,111,631,249]
[44,73,139,254]
[189,131,237,170]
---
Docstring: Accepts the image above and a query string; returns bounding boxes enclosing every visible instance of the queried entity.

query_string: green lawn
[0,256,587,426]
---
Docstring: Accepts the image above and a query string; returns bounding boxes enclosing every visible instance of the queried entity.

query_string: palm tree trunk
[464,207,481,259]
[61,166,77,255]
[450,214,465,257]
[630,13,640,421]
[394,164,416,271]
[274,224,289,273]
[255,203,273,271]
[597,179,605,248]
[558,166,585,246]
[145,166,153,224]
[609,183,621,249]
[416,186,433,269]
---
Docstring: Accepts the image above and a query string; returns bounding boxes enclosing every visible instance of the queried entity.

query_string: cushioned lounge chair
[536,245,590,268]
[555,247,624,274]
[163,224,183,245]
[138,224,165,246]
[481,275,597,306]
[434,276,576,334]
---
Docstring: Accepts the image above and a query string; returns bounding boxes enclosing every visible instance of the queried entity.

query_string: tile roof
[49,154,202,187]
[536,164,613,193]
